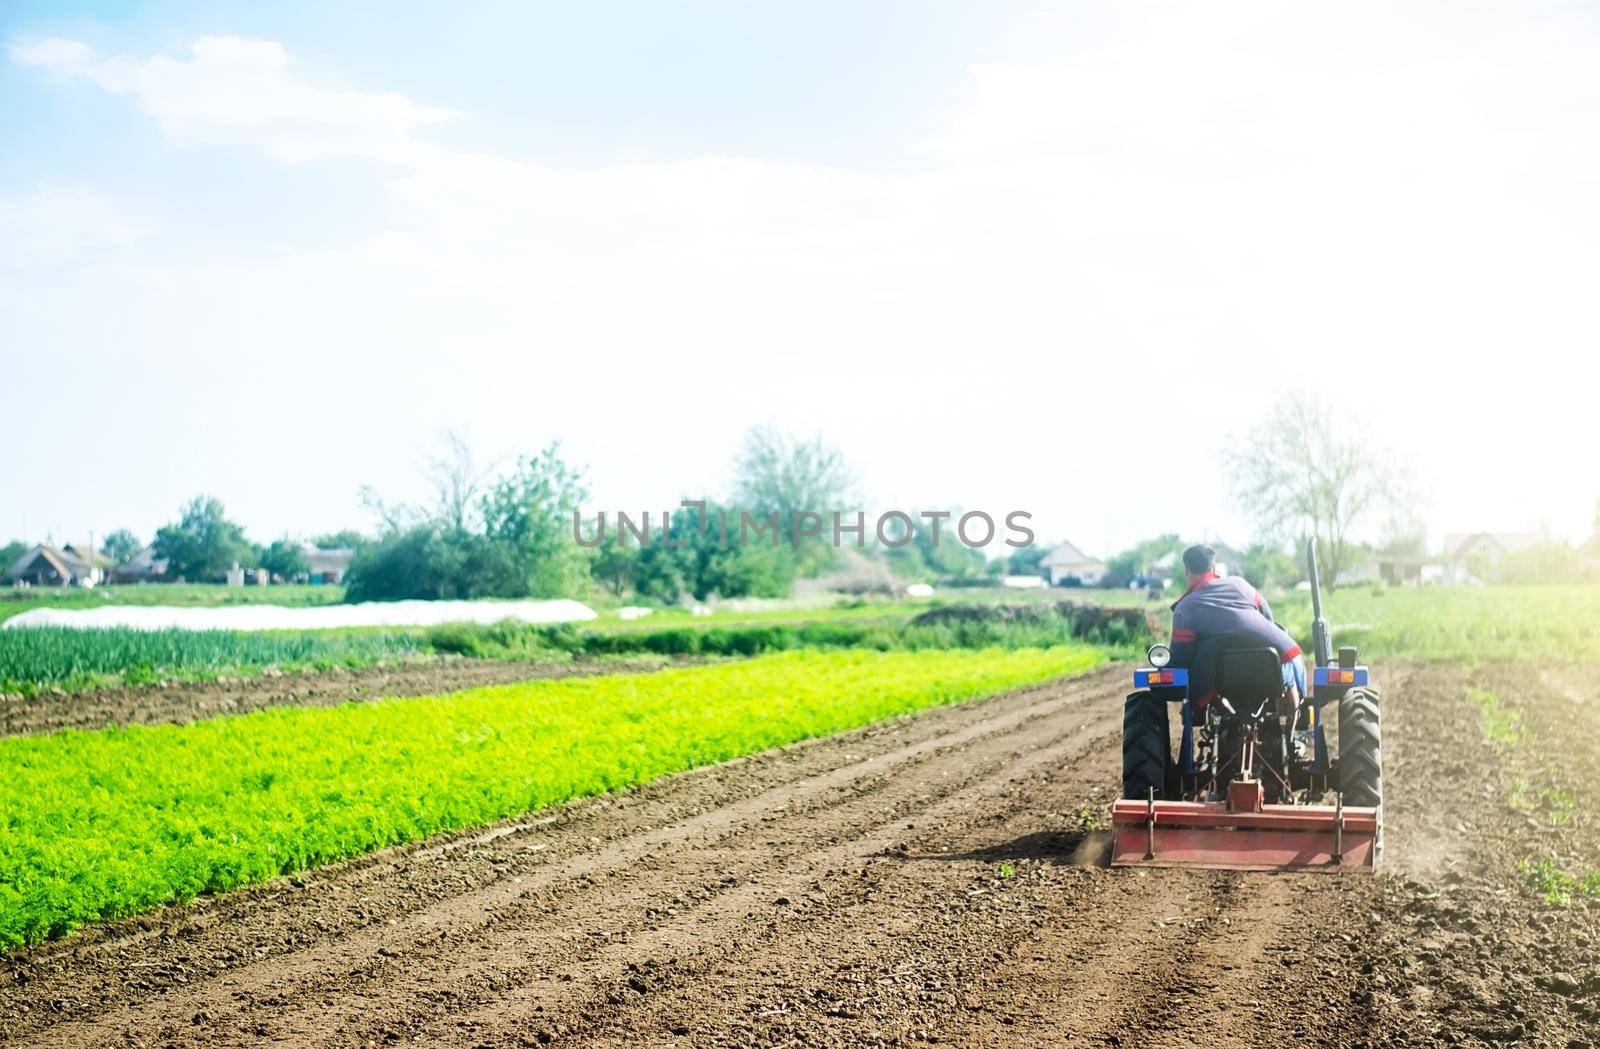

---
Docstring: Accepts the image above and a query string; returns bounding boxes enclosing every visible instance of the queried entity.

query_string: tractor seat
[1214,646,1283,708]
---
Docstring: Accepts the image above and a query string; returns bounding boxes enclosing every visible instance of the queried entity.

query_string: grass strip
[0,627,423,696]
[0,645,1104,950]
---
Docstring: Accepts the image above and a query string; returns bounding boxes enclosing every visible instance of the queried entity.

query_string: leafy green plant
[1509,775,1529,810]
[1518,857,1600,907]
[1541,787,1576,827]
[1471,689,1523,746]
[1072,805,1104,832]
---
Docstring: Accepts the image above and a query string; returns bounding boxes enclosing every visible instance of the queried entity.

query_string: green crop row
[425,606,1148,663]
[0,627,423,695]
[0,600,1145,696]
[0,645,1105,950]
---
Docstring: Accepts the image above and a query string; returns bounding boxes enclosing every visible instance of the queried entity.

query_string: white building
[1040,541,1108,587]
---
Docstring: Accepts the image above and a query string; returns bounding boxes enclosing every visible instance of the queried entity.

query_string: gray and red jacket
[1168,572,1301,706]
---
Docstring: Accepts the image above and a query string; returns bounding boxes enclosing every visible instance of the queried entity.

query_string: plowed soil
[3,661,1597,1047]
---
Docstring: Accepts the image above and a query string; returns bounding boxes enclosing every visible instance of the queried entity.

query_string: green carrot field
[0,645,1105,949]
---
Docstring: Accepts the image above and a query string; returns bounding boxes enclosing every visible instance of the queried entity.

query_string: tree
[260,538,311,582]
[480,443,592,598]
[1224,392,1400,584]
[632,499,795,602]
[427,429,491,535]
[153,497,253,581]
[101,529,142,565]
[311,530,366,550]
[591,541,641,598]
[348,439,590,602]
[0,539,26,572]
[1104,534,1183,588]
[733,425,853,519]
[732,425,852,575]
[1003,542,1048,576]
[345,525,471,602]
[1239,542,1299,590]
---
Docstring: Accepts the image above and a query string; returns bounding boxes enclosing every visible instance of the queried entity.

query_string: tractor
[1110,539,1382,870]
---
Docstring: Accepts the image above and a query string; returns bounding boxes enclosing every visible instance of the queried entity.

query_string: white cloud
[8,35,452,163]
[0,185,156,269]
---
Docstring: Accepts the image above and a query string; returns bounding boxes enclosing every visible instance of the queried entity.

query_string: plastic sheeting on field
[0,599,599,632]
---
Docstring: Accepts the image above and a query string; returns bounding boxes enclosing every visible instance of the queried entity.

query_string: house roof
[115,545,169,576]
[6,544,89,581]
[1041,541,1105,570]
[1444,532,1546,559]
[61,544,114,568]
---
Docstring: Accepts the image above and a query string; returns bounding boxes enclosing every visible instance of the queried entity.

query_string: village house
[5,543,113,587]
[109,544,169,584]
[1040,540,1108,587]
[303,543,354,585]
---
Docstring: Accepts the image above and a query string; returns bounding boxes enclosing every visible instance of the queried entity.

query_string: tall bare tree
[426,430,492,534]
[359,430,494,536]
[732,425,853,521]
[1224,392,1399,583]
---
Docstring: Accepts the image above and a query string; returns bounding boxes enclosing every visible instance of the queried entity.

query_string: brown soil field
[2,661,1597,1047]
[0,657,681,737]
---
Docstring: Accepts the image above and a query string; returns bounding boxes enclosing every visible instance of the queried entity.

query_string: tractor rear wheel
[1338,687,1382,809]
[1123,692,1169,800]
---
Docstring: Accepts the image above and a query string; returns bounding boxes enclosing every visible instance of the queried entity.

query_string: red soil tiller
[1110,539,1382,871]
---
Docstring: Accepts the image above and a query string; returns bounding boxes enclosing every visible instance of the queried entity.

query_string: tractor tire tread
[1123,692,1169,801]
[1338,687,1382,809]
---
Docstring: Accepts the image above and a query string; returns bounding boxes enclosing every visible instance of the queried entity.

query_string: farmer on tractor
[1167,544,1305,709]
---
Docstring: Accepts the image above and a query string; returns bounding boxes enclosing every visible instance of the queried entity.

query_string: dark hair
[1182,544,1215,576]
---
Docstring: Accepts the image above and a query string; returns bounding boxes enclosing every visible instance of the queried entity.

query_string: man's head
[1182,544,1216,584]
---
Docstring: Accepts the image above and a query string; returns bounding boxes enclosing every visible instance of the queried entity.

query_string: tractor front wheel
[1123,692,1169,800]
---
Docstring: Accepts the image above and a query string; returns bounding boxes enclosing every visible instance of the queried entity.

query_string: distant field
[0,627,425,695]
[4,582,1595,696]
[0,584,344,624]
[0,596,1141,696]
[1275,584,1600,663]
[1067,582,1600,663]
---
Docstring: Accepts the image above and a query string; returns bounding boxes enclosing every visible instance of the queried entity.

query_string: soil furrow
[392,723,1118,1047]
[0,657,685,737]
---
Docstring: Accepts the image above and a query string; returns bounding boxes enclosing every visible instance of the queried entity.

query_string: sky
[3,0,1599,559]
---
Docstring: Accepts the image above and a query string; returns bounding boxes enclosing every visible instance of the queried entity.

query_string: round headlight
[1147,643,1171,668]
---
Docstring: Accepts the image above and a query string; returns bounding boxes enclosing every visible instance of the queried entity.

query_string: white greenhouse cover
[1,599,599,632]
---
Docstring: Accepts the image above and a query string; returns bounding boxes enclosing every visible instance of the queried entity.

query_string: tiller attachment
[1110,783,1376,871]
